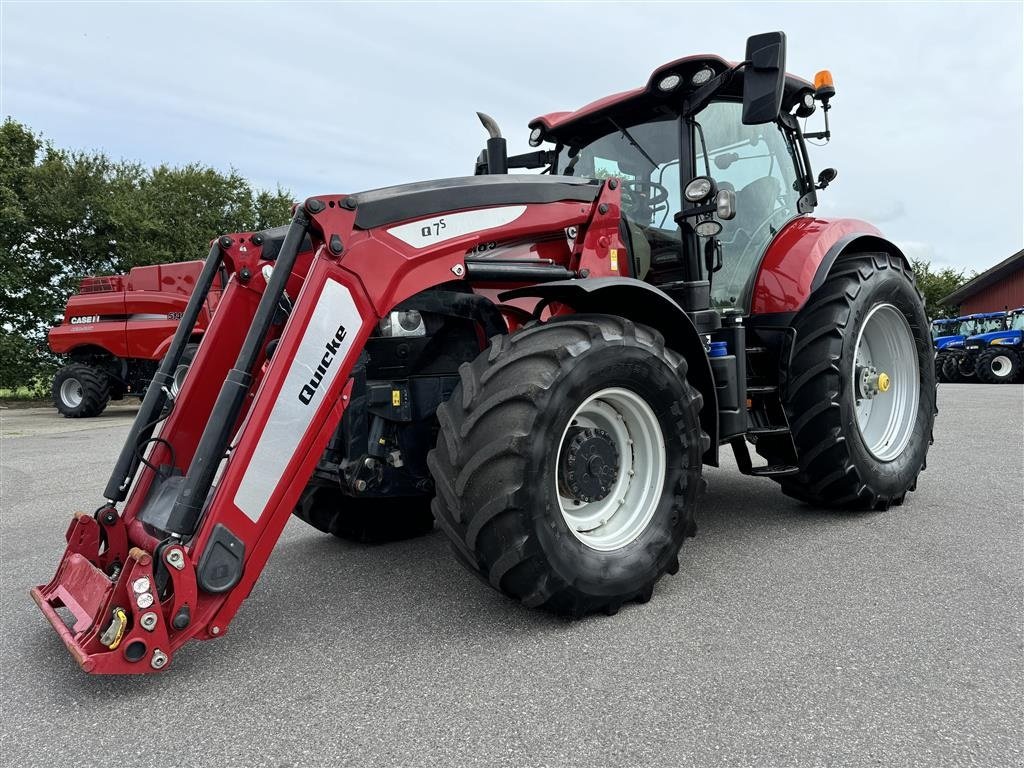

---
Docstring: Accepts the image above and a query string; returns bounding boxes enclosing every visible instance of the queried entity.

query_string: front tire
[52,363,111,418]
[428,315,706,616]
[779,252,936,510]
[975,348,1020,383]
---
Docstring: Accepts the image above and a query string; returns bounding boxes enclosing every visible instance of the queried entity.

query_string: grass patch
[0,385,49,401]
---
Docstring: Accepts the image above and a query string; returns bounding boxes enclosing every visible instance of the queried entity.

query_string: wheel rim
[852,303,920,462]
[990,355,1013,378]
[60,378,84,408]
[555,387,666,551]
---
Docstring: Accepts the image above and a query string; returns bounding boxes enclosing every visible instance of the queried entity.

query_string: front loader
[33,32,936,674]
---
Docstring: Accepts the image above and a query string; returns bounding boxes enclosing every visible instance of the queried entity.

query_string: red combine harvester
[48,261,223,417]
[33,33,936,674]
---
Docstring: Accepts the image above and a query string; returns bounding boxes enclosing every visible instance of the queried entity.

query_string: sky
[2,1,1022,274]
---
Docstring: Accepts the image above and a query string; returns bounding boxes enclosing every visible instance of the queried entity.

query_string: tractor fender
[500,277,718,462]
[750,217,910,316]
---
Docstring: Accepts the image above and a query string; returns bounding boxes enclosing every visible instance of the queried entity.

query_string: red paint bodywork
[48,261,221,361]
[750,216,882,315]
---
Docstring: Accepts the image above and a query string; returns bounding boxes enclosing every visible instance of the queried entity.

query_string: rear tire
[428,315,706,616]
[975,348,1020,383]
[778,252,936,510]
[52,363,111,418]
[293,486,434,543]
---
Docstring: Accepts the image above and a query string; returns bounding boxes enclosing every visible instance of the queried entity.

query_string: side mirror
[742,31,787,125]
[816,167,838,189]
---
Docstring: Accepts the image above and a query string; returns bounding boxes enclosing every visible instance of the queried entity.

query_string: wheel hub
[559,427,620,503]
[856,366,891,400]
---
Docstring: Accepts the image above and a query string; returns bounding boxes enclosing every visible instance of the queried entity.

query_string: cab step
[746,384,778,396]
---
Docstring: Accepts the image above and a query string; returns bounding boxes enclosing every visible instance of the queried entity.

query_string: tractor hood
[934,334,965,350]
[344,175,602,229]
[964,330,1023,349]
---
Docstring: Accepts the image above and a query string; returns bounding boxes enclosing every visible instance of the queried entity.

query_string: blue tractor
[967,306,1024,383]
[931,317,964,382]
[939,311,1006,382]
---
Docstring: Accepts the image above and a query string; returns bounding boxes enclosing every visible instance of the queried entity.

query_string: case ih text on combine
[33,33,936,674]
[48,261,222,417]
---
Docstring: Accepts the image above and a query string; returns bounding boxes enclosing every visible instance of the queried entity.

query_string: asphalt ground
[1,384,1021,767]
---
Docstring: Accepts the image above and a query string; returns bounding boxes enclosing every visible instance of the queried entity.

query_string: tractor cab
[526,38,831,318]
[965,311,1018,351]
[933,315,971,350]
[931,318,958,343]
[479,33,833,324]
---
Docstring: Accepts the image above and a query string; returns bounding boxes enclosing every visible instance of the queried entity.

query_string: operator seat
[734,176,780,234]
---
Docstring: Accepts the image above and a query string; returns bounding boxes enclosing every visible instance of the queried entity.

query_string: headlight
[691,67,714,86]
[657,74,681,92]
[684,176,714,202]
[379,310,426,338]
[528,127,544,147]
[695,219,722,237]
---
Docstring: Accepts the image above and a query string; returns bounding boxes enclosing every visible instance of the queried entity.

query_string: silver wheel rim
[60,378,84,408]
[555,387,666,551]
[171,364,189,397]
[852,303,920,461]
[990,355,1013,378]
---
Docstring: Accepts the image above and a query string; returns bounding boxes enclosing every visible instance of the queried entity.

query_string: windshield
[931,322,956,340]
[556,117,683,227]
[960,316,1005,336]
[556,118,686,283]
[1009,312,1024,331]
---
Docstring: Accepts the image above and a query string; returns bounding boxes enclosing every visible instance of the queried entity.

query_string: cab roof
[529,54,814,144]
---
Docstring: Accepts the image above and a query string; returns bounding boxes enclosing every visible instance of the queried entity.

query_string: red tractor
[33,33,936,674]
[48,260,223,417]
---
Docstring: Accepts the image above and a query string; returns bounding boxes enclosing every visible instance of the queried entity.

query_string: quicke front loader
[33,32,936,674]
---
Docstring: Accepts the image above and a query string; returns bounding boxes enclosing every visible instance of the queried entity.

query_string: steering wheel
[620,180,670,211]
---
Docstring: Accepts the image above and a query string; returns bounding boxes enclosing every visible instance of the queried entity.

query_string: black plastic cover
[196,523,245,593]
[742,32,787,125]
[348,175,601,229]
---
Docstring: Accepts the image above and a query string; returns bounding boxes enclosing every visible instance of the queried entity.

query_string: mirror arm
[673,203,718,222]
[803,100,832,141]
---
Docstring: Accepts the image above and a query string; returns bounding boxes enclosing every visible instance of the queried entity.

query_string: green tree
[0,119,294,391]
[910,259,973,320]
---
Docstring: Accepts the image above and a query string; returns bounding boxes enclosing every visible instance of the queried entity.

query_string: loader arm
[33,178,623,673]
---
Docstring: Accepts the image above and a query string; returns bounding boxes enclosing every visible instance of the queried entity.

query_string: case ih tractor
[32,33,936,674]
[48,260,222,417]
